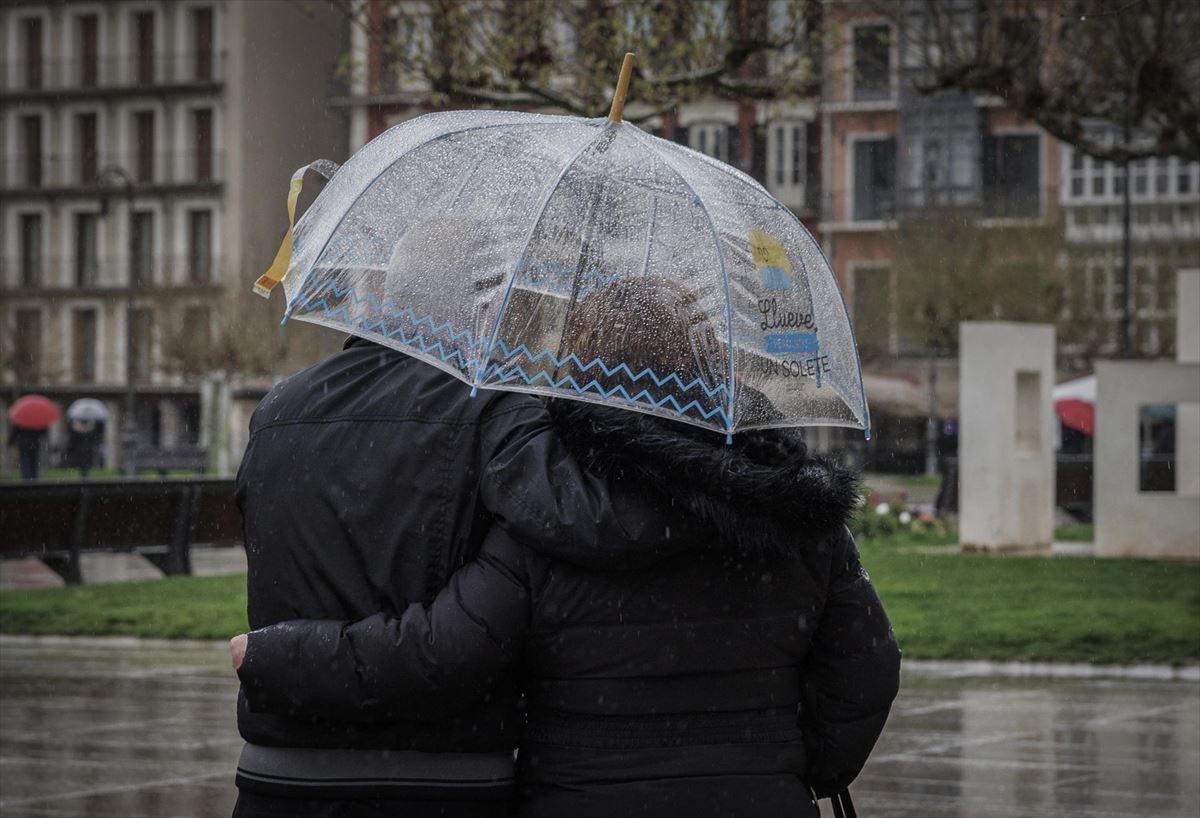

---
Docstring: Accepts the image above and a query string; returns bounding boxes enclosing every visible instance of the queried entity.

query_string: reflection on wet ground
[0,637,1197,818]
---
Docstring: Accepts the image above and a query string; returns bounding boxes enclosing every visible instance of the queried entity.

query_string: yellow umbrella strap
[253,160,339,299]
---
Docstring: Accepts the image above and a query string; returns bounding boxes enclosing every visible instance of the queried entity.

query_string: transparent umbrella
[255,59,868,440]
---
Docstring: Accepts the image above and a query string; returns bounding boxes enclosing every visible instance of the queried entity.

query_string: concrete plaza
[0,637,1196,818]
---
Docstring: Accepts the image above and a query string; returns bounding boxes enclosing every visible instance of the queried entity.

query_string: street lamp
[97,166,138,478]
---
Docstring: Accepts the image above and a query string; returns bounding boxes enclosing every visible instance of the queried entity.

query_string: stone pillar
[1176,270,1199,496]
[200,373,232,475]
[1094,360,1200,560]
[958,322,1056,551]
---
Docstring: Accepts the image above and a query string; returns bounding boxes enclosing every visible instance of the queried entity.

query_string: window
[131,211,154,287]
[22,17,43,89]
[853,24,891,101]
[1155,160,1169,196]
[1180,164,1193,196]
[770,123,805,188]
[79,15,99,87]
[982,134,1040,218]
[691,123,733,164]
[73,309,98,382]
[130,307,153,381]
[77,112,98,185]
[1133,160,1148,195]
[75,213,99,287]
[135,11,155,84]
[14,309,43,382]
[21,115,42,187]
[188,210,213,282]
[852,137,896,221]
[20,214,43,288]
[193,7,214,81]
[134,111,154,182]
[853,266,892,356]
[193,109,213,181]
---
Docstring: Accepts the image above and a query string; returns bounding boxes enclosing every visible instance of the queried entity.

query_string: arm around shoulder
[237,531,531,722]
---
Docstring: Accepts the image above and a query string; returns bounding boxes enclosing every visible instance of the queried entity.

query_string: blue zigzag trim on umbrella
[484,339,728,400]
[485,362,731,425]
[296,277,732,407]
[295,277,732,422]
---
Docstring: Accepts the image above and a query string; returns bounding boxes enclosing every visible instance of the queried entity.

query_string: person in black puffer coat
[236,279,901,817]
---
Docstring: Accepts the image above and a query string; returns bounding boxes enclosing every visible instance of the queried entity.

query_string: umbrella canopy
[67,398,110,423]
[7,395,60,430]
[259,109,868,438]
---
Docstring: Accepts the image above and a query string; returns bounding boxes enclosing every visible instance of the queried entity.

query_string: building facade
[819,1,1198,468]
[0,0,347,472]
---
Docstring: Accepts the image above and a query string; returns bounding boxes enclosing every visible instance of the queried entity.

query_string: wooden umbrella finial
[607,52,636,122]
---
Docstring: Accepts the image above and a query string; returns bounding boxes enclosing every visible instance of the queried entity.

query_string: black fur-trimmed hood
[548,400,860,556]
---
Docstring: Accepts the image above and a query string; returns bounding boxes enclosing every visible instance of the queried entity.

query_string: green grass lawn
[1054,523,1095,542]
[861,471,943,490]
[1,537,1197,664]
[0,574,248,640]
[857,535,1199,664]
[1,467,214,482]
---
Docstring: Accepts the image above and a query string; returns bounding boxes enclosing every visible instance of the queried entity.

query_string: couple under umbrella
[231,68,895,818]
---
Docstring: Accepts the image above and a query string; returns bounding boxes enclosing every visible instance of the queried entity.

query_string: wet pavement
[0,637,1197,818]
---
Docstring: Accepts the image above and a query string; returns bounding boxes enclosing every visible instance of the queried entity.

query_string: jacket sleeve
[237,530,530,723]
[799,526,901,798]
[478,395,691,570]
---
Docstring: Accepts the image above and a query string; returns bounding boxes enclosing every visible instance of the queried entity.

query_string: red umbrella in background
[7,394,61,430]
[1053,375,1095,436]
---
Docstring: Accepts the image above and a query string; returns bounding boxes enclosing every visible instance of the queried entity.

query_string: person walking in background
[9,427,46,481]
[234,279,901,818]
[66,419,101,479]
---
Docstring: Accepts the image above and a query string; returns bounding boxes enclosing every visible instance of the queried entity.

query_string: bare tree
[893,210,1067,355]
[159,290,342,381]
[331,0,824,121]
[908,0,1200,163]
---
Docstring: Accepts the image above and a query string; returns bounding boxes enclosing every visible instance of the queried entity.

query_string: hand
[229,633,249,671]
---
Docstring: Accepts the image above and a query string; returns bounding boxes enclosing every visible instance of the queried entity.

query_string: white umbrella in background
[66,398,110,424]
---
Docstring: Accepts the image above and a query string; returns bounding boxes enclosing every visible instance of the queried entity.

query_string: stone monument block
[1094,360,1200,560]
[959,322,1056,551]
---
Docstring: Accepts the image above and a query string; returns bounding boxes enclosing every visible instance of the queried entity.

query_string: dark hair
[558,277,721,396]
[554,277,806,466]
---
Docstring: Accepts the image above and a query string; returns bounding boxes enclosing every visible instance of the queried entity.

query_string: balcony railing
[1,254,226,291]
[1,52,224,94]
[2,152,225,190]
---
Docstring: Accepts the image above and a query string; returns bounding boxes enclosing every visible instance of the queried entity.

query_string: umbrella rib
[474,124,611,389]
[630,128,736,437]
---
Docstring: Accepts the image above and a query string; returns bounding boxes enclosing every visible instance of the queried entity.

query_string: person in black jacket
[235,280,901,818]
[231,335,692,818]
